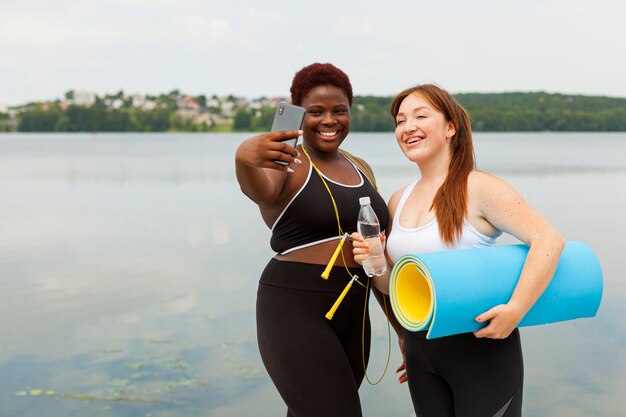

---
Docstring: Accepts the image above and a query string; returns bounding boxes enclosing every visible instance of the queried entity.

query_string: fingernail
[287,167,294,173]
[476,317,482,322]
[298,130,303,135]
[294,158,302,164]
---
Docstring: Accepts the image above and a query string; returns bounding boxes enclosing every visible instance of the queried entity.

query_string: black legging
[257,259,371,417]
[404,328,523,417]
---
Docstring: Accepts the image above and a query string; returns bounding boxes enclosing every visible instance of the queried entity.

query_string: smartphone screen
[271,103,305,166]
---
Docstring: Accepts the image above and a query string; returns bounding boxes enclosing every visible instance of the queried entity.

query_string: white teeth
[319,131,337,137]
[407,137,422,144]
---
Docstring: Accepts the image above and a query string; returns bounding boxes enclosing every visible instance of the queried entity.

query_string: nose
[404,117,419,133]
[321,111,336,125]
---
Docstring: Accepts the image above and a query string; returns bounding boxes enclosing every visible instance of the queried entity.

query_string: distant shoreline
[1,91,625,133]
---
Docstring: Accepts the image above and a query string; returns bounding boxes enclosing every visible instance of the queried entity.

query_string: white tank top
[386,180,497,263]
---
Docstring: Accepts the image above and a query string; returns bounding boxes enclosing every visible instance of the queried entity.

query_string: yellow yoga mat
[389,241,603,339]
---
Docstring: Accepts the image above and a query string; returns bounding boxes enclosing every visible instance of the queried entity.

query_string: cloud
[1,0,626,105]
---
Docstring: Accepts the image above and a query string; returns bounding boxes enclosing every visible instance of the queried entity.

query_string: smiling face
[394,92,456,165]
[300,85,350,153]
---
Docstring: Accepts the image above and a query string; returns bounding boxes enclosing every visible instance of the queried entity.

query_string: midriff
[274,238,360,267]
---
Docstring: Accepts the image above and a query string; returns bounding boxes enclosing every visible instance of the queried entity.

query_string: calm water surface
[0,132,624,417]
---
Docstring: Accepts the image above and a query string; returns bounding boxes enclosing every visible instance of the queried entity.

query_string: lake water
[0,132,624,417]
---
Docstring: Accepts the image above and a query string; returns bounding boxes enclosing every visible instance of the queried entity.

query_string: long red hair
[390,84,475,246]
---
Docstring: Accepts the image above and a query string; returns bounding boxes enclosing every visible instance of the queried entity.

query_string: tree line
[3,91,625,132]
[12,105,207,133]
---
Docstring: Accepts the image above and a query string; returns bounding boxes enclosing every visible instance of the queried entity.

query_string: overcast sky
[1,0,625,106]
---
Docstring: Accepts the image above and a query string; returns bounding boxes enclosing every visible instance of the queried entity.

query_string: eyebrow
[396,106,429,117]
[306,104,349,111]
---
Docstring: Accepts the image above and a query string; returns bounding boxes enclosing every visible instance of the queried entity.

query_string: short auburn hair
[290,63,353,106]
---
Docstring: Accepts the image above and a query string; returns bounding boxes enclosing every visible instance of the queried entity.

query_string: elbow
[552,230,566,255]
[240,186,256,202]
[531,226,565,258]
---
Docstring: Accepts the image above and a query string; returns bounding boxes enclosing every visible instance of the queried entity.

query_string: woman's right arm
[235,130,302,204]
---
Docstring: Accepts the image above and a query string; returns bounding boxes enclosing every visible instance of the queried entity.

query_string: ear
[446,121,456,140]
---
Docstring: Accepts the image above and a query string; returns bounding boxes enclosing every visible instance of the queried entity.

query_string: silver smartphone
[271,102,305,166]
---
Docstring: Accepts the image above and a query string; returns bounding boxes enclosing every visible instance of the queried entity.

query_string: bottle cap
[359,196,371,206]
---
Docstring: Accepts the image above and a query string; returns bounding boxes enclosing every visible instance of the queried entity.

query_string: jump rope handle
[321,233,349,280]
[325,275,358,320]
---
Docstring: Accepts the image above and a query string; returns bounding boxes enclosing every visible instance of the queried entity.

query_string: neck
[417,165,448,188]
[416,152,450,186]
[301,142,341,163]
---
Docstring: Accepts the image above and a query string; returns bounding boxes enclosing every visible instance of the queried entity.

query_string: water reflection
[0,133,624,416]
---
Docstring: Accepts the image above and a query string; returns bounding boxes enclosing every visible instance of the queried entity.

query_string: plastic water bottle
[357,196,387,277]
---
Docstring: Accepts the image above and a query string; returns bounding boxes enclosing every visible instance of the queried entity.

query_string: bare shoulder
[468,170,519,198]
[341,149,376,177]
[467,170,526,222]
[355,156,375,178]
[468,170,501,187]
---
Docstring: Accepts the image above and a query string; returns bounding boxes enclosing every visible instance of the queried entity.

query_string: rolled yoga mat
[389,241,603,339]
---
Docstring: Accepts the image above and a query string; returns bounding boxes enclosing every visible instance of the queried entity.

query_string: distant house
[132,95,159,110]
[220,101,235,117]
[112,99,125,109]
[73,90,97,107]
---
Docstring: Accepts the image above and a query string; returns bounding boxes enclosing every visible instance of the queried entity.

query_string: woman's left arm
[470,172,566,339]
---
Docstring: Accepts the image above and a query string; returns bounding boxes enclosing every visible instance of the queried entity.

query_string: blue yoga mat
[389,241,603,339]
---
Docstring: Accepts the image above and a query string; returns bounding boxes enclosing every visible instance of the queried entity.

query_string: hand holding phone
[271,103,305,166]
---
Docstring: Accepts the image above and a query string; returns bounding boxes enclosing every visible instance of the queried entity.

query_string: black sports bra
[270,158,389,255]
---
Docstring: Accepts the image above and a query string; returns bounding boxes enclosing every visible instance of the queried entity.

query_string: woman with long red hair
[352,84,565,416]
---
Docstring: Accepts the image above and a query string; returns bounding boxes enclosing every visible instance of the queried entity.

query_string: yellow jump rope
[301,144,391,385]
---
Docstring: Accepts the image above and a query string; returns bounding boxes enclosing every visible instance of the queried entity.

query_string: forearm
[235,157,286,204]
[369,267,391,295]
[508,230,566,316]
[234,132,296,204]
[236,162,273,202]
